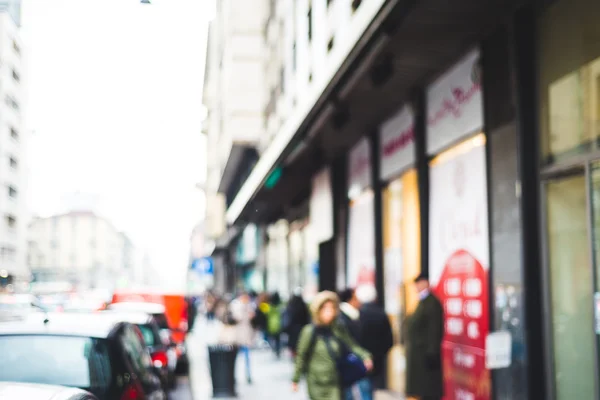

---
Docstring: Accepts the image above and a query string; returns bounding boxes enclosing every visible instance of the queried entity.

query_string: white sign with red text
[429,142,490,400]
[427,49,483,155]
[347,137,372,197]
[379,105,415,181]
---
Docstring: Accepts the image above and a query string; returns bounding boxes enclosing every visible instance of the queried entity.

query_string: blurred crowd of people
[201,286,397,400]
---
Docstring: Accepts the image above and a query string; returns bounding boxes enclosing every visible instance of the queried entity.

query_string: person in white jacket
[229,292,255,384]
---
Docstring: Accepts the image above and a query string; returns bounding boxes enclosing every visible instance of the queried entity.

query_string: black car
[0,382,98,400]
[100,310,177,389]
[0,312,166,400]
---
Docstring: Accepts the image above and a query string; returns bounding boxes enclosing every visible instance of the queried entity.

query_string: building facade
[0,4,27,285]
[206,0,600,398]
[28,211,133,290]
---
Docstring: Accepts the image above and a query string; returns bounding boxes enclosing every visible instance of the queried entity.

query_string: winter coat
[405,292,444,398]
[359,302,393,380]
[229,299,255,347]
[293,291,371,400]
[284,295,311,352]
[266,304,283,335]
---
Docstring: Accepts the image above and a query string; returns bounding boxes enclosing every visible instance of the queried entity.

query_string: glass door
[545,172,597,399]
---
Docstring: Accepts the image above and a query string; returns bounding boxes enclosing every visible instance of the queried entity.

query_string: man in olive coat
[405,273,444,400]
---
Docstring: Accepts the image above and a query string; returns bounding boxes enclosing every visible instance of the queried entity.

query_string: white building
[28,211,133,290]
[0,2,28,283]
[203,0,387,294]
[203,0,267,240]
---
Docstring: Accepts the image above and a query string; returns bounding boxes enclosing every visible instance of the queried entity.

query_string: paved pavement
[173,319,307,400]
[172,319,403,400]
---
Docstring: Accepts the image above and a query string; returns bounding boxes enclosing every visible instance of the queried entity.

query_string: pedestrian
[284,289,310,357]
[355,284,393,398]
[405,273,444,400]
[338,288,361,342]
[230,292,256,384]
[292,290,373,400]
[266,292,283,358]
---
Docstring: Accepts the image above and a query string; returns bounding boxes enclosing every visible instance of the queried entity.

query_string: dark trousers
[268,332,281,357]
[422,397,441,400]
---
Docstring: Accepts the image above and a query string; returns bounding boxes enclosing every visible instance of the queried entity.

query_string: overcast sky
[21,0,211,290]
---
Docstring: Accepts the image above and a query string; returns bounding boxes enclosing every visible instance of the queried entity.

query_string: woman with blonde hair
[292,291,373,400]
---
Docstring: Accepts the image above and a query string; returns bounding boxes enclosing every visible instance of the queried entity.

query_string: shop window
[546,174,595,399]
[538,0,600,165]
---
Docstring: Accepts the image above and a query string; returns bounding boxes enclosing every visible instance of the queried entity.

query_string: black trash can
[208,344,238,398]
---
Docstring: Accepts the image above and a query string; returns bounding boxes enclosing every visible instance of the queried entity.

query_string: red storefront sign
[435,249,490,399]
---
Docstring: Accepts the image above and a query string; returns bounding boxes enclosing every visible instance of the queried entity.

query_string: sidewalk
[186,319,403,400]
[186,319,307,399]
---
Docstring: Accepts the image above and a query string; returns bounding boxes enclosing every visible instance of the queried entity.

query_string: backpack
[304,325,367,388]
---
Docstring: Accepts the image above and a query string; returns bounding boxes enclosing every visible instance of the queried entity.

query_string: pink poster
[429,140,490,400]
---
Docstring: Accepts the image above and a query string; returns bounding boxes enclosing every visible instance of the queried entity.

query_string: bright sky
[21,0,211,290]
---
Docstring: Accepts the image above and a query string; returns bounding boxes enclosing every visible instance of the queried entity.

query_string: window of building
[327,36,335,52]
[309,71,313,82]
[327,0,333,7]
[5,214,16,229]
[12,41,20,56]
[7,186,17,199]
[538,0,600,165]
[10,127,18,140]
[11,69,19,83]
[352,0,362,12]
[9,157,17,169]
[5,96,19,111]
[307,6,313,42]
[292,41,297,72]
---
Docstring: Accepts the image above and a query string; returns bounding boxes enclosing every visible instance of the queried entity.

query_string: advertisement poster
[427,49,483,155]
[429,141,490,400]
[347,190,375,288]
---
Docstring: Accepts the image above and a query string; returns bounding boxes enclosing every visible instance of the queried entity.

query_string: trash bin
[208,344,238,398]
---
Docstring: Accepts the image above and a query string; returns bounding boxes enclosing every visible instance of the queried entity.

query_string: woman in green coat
[292,290,372,400]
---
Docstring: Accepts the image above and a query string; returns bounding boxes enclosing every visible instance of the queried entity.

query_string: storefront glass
[538,0,600,165]
[347,137,375,288]
[347,189,375,287]
[546,174,595,399]
[382,170,420,393]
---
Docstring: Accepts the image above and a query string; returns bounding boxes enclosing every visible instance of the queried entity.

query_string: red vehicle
[110,290,189,374]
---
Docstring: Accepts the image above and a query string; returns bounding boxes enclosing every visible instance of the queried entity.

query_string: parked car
[0,312,166,400]
[106,301,188,374]
[101,310,177,389]
[0,382,98,400]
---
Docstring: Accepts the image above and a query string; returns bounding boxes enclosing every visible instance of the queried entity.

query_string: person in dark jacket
[338,288,362,342]
[284,290,310,356]
[355,284,394,398]
[405,273,444,400]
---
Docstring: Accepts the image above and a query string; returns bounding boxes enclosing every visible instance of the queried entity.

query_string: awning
[226,0,526,226]
[225,0,395,225]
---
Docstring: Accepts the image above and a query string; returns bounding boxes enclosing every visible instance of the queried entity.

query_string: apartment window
[327,36,335,52]
[5,95,19,111]
[9,157,17,169]
[5,214,16,229]
[7,186,16,199]
[292,41,297,72]
[12,40,20,55]
[307,6,313,42]
[11,69,19,83]
[10,127,18,140]
[352,0,362,12]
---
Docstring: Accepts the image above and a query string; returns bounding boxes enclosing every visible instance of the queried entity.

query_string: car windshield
[0,335,112,389]
[137,324,156,346]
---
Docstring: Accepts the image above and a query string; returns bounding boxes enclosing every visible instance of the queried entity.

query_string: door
[545,171,597,399]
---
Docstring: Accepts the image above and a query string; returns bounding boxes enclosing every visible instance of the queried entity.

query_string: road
[169,377,194,400]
